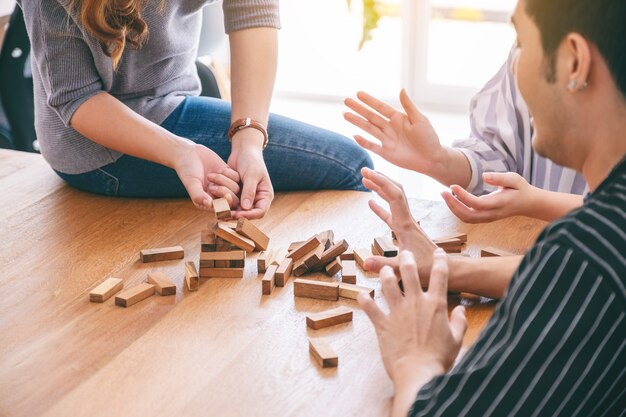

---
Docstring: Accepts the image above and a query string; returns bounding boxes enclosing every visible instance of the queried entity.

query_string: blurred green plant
[347,0,399,50]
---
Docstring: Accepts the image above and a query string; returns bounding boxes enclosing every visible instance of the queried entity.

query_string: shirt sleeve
[222,0,281,33]
[21,1,103,127]
[408,243,626,417]
[453,46,532,195]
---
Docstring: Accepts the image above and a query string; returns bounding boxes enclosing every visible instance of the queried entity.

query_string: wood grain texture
[325,258,342,277]
[89,278,123,303]
[147,272,177,296]
[261,264,278,295]
[184,262,199,292]
[0,150,547,417]
[309,338,338,368]
[115,283,155,307]
[341,260,358,284]
[353,248,371,270]
[339,283,375,300]
[236,218,270,251]
[198,268,244,278]
[140,246,184,263]
[275,257,293,287]
[306,306,353,330]
[287,236,322,261]
[373,237,397,257]
[214,223,255,253]
[481,247,516,257]
[212,198,231,220]
[294,278,340,301]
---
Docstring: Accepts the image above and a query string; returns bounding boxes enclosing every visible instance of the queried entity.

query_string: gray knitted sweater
[17,0,280,174]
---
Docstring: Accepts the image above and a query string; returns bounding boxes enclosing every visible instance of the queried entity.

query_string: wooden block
[214,223,255,252]
[433,232,467,243]
[184,262,199,292]
[433,237,463,248]
[293,244,325,276]
[199,268,245,278]
[371,243,383,257]
[294,278,339,301]
[212,198,231,220]
[147,272,177,296]
[353,248,371,270]
[340,249,354,261]
[262,264,278,295]
[481,247,515,257]
[200,251,246,265]
[288,241,305,252]
[309,338,338,368]
[275,257,293,287]
[306,306,353,330]
[201,230,218,252]
[140,246,184,263]
[89,278,123,303]
[313,239,349,269]
[325,257,342,276]
[342,260,357,284]
[287,236,323,261]
[236,218,270,251]
[220,220,238,229]
[316,230,335,250]
[339,282,374,300]
[115,283,155,307]
[257,251,270,272]
[374,236,398,257]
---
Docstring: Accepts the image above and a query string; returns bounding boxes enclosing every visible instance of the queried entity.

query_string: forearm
[526,188,583,222]
[70,92,190,168]
[448,255,524,299]
[229,27,278,149]
[426,147,473,189]
[391,362,446,417]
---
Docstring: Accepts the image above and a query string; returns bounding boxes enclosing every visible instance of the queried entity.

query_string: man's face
[512,1,572,167]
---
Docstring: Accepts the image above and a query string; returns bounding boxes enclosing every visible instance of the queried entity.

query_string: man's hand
[359,250,467,417]
[344,90,447,175]
[361,167,438,282]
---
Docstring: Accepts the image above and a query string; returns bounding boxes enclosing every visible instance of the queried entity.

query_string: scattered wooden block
[147,272,177,296]
[288,240,305,252]
[115,283,155,307]
[433,237,463,248]
[309,338,338,368]
[236,218,270,251]
[214,223,255,253]
[199,268,245,278]
[340,249,354,261]
[287,236,323,261]
[257,251,270,273]
[294,278,339,301]
[313,239,349,270]
[316,230,335,250]
[293,243,325,276]
[275,257,293,287]
[140,246,184,263]
[339,283,374,300]
[184,261,199,291]
[342,260,357,284]
[221,220,238,229]
[89,278,123,303]
[353,248,371,270]
[374,236,398,257]
[481,247,515,257]
[212,198,231,220]
[325,257,342,276]
[306,306,353,330]
[433,232,467,243]
[371,243,383,257]
[262,264,278,295]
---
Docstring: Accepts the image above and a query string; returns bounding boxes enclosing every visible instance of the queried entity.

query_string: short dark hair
[525,0,626,99]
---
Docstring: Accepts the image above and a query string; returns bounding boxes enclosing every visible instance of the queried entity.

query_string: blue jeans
[55,96,373,197]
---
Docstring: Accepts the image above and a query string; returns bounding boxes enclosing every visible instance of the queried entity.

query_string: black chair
[0,5,221,153]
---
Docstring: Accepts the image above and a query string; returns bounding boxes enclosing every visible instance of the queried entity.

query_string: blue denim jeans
[55,96,374,197]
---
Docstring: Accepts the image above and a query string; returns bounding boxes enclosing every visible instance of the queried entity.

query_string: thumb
[449,305,468,345]
[483,172,523,189]
[185,178,212,210]
[240,176,258,211]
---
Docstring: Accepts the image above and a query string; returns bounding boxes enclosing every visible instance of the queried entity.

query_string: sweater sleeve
[222,0,281,33]
[20,0,103,127]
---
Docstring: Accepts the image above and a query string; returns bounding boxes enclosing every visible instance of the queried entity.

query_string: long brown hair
[71,0,149,69]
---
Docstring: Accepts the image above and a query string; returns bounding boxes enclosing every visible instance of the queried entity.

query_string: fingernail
[243,199,251,209]
[483,173,493,181]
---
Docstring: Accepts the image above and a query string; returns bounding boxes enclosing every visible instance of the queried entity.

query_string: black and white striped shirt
[410,158,626,417]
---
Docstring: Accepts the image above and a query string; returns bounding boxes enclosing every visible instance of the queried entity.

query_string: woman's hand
[226,130,274,219]
[172,140,240,210]
[361,168,438,283]
[344,90,447,175]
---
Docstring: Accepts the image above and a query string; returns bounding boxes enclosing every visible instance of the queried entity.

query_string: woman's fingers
[206,172,241,195]
[363,255,398,273]
[343,111,387,142]
[356,91,398,119]
[354,134,384,155]
[368,200,393,229]
[344,97,390,129]
[427,248,449,299]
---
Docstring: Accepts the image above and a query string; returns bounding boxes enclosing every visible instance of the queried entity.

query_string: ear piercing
[568,79,588,92]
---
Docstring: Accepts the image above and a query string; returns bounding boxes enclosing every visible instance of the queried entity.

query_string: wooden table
[0,150,547,417]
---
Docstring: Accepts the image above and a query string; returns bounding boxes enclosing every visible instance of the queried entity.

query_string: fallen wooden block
[294,278,339,301]
[212,198,231,220]
[140,246,184,263]
[339,282,374,300]
[293,243,325,276]
[325,257,342,276]
[433,232,468,243]
[481,247,516,257]
[288,241,305,252]
[200,251,246,268]
[288,236,323,261]
[371,243,383,257]
[147,272,177,296]
[342,260,357,284]
[374,236,398,257]
[236,218,270,251]
[316,230,335,250]
[306,306,353,330]
[309,338,338,368]
[89,278,123,303]
[353,248,371,270]
[199,268,245,278]
[340,249,354,261]
[313,239,349,270]
[184,261,199,291]
[275,257,293,287]
[115,283,155,307]
[257,251,270,273]
[214,223,255,253]
[221,220,238,229]
[262,264,278,295]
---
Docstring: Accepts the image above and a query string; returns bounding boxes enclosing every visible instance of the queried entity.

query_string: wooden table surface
[0,149,547,417]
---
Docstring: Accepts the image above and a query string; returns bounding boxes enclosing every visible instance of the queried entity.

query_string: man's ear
[562,33,591,92]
